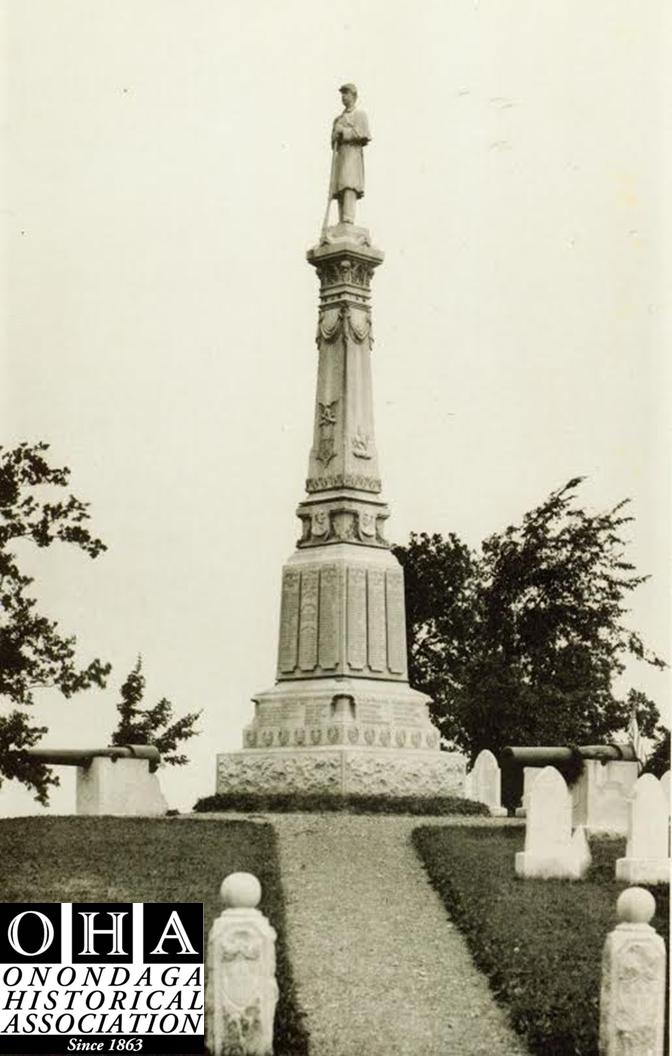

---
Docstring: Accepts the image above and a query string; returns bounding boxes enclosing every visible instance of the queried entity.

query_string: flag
[627,704,646,771]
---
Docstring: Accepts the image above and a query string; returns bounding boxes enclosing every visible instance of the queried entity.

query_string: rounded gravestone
[220,871,262,909]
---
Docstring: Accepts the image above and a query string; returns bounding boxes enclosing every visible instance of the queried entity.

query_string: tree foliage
[0,442,111,802]
[642,727,670,780]
[111,657,201,766]
[393,479,665,763]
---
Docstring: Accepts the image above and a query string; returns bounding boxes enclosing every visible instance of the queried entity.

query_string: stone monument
[217,86,464,798]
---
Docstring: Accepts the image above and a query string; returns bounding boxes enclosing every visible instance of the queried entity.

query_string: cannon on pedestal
[21,744,168,817]
[501,743,640,835]
[501,744,639,767]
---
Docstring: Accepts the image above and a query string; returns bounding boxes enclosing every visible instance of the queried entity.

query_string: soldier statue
[327,83,371,227]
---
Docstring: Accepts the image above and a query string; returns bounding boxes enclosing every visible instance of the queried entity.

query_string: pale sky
[2,0,670,813]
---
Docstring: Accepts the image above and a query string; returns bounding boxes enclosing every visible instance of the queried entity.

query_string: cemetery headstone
[572,759,638,835]
[570,824,592,879]
[599,886,666,1056]
[464,749,507,815]
[515,766,584,879]
[615,774,670,886]
[515,765,539,817]
[206,872,278,1056]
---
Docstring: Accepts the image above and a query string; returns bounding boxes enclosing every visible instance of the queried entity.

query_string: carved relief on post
[316,398,338,467]
[317,257,374,291]
[296,499,389,548]
[306,472,382,494]
[316,303,372,348]
[352,429,373,460]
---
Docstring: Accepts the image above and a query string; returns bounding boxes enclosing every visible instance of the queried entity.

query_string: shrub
[193,791,489,816]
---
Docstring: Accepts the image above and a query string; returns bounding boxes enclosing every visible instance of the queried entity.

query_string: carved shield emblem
[294,728,306,746]
[278,729,290,747]
[310,729,322,745]
[411,732,422,748]
[395,730,407,748]
[262,730,274,747]
[347,726,359,744]
[364,728,376,745]
[311,510,330,538]
[316,437,335,466]
[220,927,263,1009]
[358,510,376,537]
[379,730,391,747]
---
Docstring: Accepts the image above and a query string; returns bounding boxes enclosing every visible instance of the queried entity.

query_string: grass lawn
[0,816,309,1056]
[413,825,669,1056]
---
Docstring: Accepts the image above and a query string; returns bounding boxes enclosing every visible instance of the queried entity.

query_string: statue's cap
[339,82,357,94]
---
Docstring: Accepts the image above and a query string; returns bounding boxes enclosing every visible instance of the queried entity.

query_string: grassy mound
[0,816,308,1056]
[193,791,489,815]
[413,826,669,1056]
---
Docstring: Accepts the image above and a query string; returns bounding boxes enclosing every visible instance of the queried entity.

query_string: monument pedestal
[217,227,463,800]
[217,747,463,798]
[77,758,168,816]
[218,675,464,797]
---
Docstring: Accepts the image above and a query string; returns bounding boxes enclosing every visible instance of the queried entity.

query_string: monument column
[216,86,464,798]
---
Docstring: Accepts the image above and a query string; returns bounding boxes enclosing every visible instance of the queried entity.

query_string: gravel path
[269,813,529,1056]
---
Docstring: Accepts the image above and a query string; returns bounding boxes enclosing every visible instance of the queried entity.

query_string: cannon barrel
[501,743,638,765]
[24,744,161,768]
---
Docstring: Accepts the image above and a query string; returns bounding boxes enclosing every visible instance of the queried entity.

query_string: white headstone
[570,825,591,879]
[599,887,666,1056]
[515,765,540,817]
[572,759,638,835]
[615,774,670,885]
[465,750,507,816]
[515,766,582,879]
[205,872,278,1056]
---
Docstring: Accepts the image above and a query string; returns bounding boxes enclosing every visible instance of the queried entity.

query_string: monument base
[216,747,465,799]
[218,675,466,799]
[615,857,670,885]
